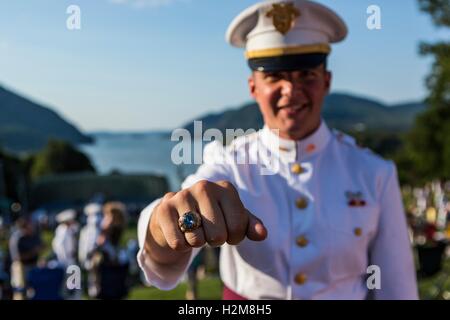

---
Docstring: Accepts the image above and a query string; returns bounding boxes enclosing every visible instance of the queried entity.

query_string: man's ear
[324,70,332,93]
[248,73,257,99]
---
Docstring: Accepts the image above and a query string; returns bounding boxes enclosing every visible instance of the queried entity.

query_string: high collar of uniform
[260,120,331,162]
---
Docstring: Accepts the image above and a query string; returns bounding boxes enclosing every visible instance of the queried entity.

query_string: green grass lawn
[127,276,223,300]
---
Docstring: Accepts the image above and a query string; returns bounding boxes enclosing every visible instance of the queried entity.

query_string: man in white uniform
[52,209,79,267]
[137,0,418,299]
[78,203,102,268]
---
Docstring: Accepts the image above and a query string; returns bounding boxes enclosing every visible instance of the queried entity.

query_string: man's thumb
[245,209,268,241]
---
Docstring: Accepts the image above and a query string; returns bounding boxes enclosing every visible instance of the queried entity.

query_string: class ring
[178,211,202,233]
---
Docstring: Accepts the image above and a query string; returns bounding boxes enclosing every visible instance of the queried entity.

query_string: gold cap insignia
[266,2,301,35]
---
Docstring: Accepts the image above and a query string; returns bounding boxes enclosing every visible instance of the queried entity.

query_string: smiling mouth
[278,104,309,111]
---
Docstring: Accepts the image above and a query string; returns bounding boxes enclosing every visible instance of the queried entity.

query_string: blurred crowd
[403,181,450,278]
[1,181,448,300]
[0,201,140,300]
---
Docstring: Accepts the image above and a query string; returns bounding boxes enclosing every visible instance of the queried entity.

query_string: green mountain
[183,93,426,135]
[0,85,92,154]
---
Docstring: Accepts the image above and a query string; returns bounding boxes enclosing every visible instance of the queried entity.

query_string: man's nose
[280,78,302,98]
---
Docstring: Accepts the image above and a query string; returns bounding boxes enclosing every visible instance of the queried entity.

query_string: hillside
[0,85,92,154]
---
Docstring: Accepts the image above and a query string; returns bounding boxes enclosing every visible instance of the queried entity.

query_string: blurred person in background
[52,209,79,267]
[79,202,103,298]
[9,216,43,300]
[51,209,80,299]
[0,244,9,299]
[79,202,102,267]
[88,202,130,299]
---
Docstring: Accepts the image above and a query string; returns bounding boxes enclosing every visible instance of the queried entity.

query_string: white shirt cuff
[136,199,200,290]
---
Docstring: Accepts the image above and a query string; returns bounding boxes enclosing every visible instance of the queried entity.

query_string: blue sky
[0,0,448,132]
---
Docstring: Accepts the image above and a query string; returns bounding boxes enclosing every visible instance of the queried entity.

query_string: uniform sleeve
[137,141,231,290]
[370,162,419,300]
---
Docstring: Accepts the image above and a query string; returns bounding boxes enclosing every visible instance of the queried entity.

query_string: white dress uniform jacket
[137,121,418,299]
[52,223,78,267]
[78,215,101,268]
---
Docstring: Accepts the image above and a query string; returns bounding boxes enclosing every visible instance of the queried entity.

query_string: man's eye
[265,74,282,81]
[301,70,319,79]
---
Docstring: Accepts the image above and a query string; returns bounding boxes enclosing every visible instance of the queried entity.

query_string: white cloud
[108,0,188,9]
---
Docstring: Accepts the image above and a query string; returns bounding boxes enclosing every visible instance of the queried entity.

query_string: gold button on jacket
[354,228,362,236]
[291,163,304,174]
[295,197,308,209]
[296,235,309,247]
[295,273,307,285]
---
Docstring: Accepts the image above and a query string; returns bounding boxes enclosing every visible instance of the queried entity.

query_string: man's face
[248,64,331,140]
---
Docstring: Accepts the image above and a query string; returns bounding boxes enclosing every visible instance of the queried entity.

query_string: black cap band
[248,53,328,72]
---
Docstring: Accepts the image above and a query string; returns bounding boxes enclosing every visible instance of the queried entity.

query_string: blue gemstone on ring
[179,211,201,232]
[182,213,197,229]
